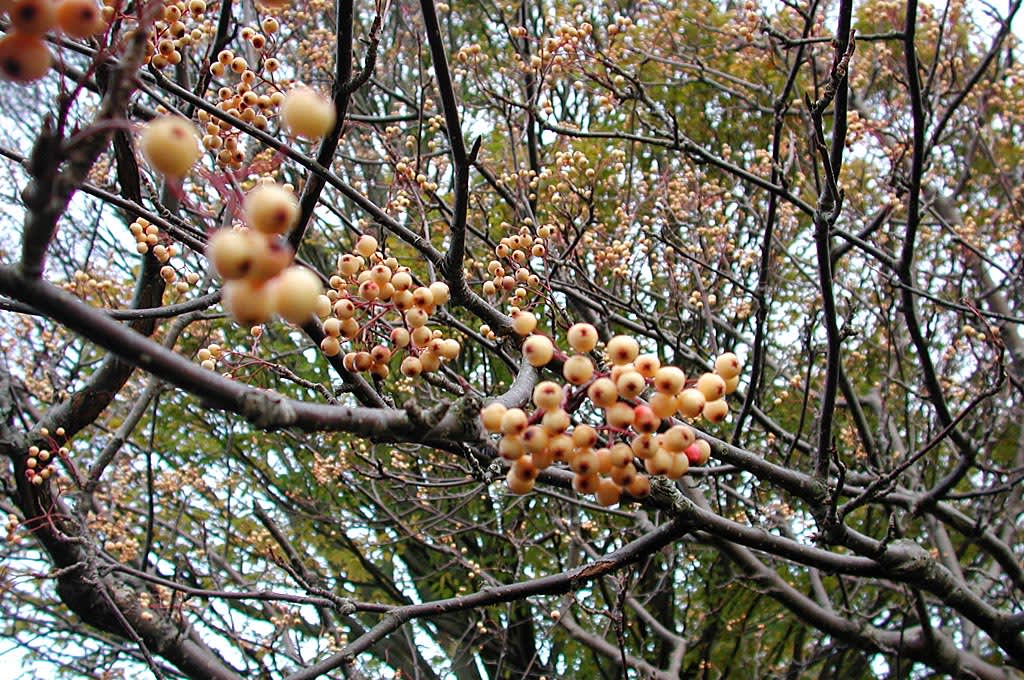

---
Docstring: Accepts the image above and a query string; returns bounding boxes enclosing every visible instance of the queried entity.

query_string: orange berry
[506,467,534,494]
[512,455,538,482]
[626,473,651,498]
[572,472,599,494]
[522,426,549,453]
[0,33,51,83]
[605,401,634,429]
[571,424,598,449]
[541,408,570,434]
[595,477,621,506]
[140,116,201,177]
[630,434,657,459]
[608,443,633,468]
[9,0,57,34]
[570,448,598,475]
[660,424,695,452]
[610,461,638,487]
[56,0,105,37]
[667,452,689,480]
[644,447,672,476]
[548,434,573,460]
[320,336,341,357]
[500,408,528,436]
[648,392,677,419]
[653,366,685,395]
[587,377,618,409]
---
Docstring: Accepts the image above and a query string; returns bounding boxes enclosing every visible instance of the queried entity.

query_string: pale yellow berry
[206,229,254,279]
[562,354,594,385]
[355,234,378,258]
[140,116,201,177]
[271,266,322,324]
[281,87,336,138]
[676,388,706,418]
[522,334,554,367]
[222,279,273,324]
[696,372,726,401]
[481,402,507,432]
[714,352,741,380]
[532,381,564,410]
[606,335,640,365]
[512,311,537,336]
[567,322,598,353]
[244,183,299,234]
[702,399,729,423]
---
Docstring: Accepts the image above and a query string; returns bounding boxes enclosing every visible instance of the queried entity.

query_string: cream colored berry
[696,372,726,401]
[567,322,598,353]
[606,335,640,365]
[222,279,273,324]
[512,310,537,336]
[355,234,378,258]
[532,381,564,410]
[244,183,299,234]
[281,87,336,139]
[522,335,554,367]
[714,352,741,380]
[562,354,594,385]
[207,229,254,279]
[676,388,706,418]
[141,116,201,177]
[481,402,507,432]
[271,266,322,324]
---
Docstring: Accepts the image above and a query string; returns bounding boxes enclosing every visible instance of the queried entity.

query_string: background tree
[1,0,1022,677]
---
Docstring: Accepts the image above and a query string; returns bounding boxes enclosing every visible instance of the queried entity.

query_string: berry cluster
[483,323,742,503]
[0,0,104,83]
[468,223,554,332]
[314,235,460,379]
[140,0,210,70]
[206,181,323,326]
[199,82,332,168]
[21,427,68,489]
[4,513,20,544]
